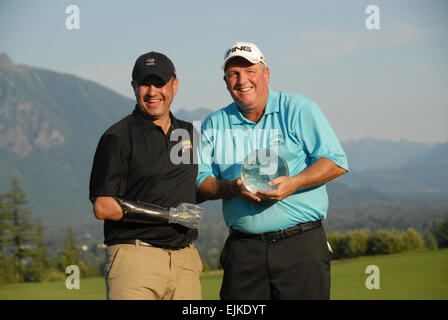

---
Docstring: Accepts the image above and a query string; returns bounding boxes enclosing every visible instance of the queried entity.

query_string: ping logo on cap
[225,45,252,58]
[221,42,266,70]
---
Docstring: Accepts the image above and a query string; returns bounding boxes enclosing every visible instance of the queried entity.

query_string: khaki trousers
[105,240,202,300]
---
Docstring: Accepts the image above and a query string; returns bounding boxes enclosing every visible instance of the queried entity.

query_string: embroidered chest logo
[269,133,285,145]
[181,140,193,153]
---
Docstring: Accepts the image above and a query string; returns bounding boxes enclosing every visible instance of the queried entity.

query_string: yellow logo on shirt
[181,140,192,153]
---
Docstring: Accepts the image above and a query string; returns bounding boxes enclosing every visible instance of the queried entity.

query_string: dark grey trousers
[219,225,330,300]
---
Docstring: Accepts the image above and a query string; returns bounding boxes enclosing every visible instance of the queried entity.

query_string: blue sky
[1,0,447,143]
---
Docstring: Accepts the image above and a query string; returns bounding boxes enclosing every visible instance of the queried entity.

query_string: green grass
[330,248,448,300]
[0,249,447,300]
[200,273,222,300]
[0,277,106,300]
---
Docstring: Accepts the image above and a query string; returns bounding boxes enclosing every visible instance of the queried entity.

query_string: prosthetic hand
[168,202,203,229]
[114,198,202,229]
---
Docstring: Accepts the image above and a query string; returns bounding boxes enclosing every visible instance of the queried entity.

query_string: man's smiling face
[132,75,178,120]
[224,57,270,115]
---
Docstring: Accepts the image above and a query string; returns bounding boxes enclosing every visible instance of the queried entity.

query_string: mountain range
[1,53,447,225]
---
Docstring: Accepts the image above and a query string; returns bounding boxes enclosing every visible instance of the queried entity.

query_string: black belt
[105,239,187,250]
[230,220,322,243]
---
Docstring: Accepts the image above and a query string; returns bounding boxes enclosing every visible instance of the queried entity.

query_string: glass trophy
[241,148,289,194]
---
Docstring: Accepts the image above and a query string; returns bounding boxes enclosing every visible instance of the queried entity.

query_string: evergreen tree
[59,227,81,271]
[0,192,6,255]
[4,176,35,282]
[28,219,50,282]
[423,232,438,250]
[436,216,448,248]
[0,192,14,284]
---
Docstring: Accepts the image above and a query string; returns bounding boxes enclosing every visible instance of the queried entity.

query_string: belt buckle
[260,233,277,243]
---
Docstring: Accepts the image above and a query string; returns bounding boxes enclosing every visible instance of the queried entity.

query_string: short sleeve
[196,118,220,189]
[298,101,349,171]
[89,133,130,202]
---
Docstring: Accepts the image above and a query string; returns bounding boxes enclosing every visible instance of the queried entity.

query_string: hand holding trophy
[241,148,289,195]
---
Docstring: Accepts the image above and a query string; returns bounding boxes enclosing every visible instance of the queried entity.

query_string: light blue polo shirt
[196,89,348,234]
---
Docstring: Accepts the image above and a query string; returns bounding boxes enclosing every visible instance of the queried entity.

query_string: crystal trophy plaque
[241,148,289,194]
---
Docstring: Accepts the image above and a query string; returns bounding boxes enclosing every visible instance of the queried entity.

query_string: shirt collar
[133,104,179,129]
[229,89,279,125]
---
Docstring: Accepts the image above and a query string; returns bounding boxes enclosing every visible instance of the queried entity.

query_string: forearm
[198,176,262,203]
[292,157,347,191]
[197,176,232,200]
[257,157,347,201]
[93,196,123,221]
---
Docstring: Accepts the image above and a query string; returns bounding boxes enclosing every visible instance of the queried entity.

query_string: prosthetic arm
[114,197,202,229]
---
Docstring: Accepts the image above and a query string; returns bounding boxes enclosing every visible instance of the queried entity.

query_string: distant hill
[341,138,434,171]
[175,107,212,123]
[0,53,447,225]
[404,142,448,167]
[326,181,393,206]
[0,53,131,222]
[339,164,448,200]
[338,142,448,200]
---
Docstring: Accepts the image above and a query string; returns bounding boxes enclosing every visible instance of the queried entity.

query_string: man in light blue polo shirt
[197,41,348,300]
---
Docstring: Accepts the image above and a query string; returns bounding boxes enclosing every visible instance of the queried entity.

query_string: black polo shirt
[89,105,198,248]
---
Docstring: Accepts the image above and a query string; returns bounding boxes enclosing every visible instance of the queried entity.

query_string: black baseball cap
[132,52,176,84]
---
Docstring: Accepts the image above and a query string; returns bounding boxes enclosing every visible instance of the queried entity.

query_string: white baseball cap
[221,41,267,70]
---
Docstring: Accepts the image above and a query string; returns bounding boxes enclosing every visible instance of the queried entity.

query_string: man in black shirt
[89,52,203,300]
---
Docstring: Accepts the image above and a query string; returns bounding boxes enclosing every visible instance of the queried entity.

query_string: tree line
[327,222,448,260]
[0,177,99,285]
